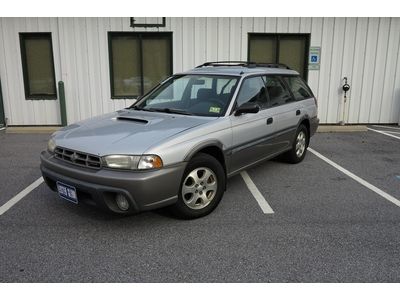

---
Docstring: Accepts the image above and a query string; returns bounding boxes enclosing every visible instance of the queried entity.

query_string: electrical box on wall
[309,47,321,70]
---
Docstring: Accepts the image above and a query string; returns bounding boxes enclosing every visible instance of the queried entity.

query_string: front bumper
[40,151,186,214]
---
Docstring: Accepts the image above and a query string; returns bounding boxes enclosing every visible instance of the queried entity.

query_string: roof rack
[195,61,291,70]
[195,61,255,68]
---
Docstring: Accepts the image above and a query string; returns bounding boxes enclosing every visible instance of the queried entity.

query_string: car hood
[54,109,216,156]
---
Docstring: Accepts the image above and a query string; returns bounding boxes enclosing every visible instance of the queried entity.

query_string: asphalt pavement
[0,127,399,282]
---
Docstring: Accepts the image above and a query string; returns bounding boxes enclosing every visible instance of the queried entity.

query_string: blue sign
[311,55,318,62]
[309,47,321,70]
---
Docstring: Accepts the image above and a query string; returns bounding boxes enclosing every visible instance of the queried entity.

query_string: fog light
[115,194,130,211]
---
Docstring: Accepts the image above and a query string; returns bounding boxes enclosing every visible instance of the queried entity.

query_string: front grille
[54,147,101,169]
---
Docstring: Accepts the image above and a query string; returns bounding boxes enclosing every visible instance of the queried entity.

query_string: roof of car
[176,62,300,77]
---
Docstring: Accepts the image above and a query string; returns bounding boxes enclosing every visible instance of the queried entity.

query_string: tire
[170,153,226,219]
[283,124,309,164]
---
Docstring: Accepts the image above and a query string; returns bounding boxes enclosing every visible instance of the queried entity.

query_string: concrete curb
[3,125,368,134]
[5,126,62,134]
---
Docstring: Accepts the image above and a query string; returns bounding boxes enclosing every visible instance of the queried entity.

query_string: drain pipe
[58,81,67,127]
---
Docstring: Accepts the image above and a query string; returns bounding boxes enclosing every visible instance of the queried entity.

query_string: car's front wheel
[170,153,225,219]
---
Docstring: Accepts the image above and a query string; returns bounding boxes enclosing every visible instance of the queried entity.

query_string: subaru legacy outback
[41,62,319,219]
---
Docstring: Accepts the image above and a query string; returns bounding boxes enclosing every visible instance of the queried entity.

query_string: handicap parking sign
[309,47,321,70]
[311,55,318,62]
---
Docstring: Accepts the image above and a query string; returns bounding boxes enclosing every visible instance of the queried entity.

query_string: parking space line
[0,177,44,216]
[309,148,400,208]
[370,125,400,131]
[240,171,274,214]
[367,128,400,141]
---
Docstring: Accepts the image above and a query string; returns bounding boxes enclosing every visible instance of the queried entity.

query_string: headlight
[102,155,163,170]
[102,155,141,170]
[47,138,56,153]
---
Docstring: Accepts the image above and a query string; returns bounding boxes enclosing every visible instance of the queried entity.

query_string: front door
[248,33,310,80]
[229,76,277,174]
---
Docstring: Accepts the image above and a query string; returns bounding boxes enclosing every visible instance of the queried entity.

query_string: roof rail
[195,61,291,70]
[195,61,255,68]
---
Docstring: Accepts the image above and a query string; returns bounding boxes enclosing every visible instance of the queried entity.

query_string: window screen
[283,76,313,101]
[264,76,293,107]
[248,34,309,80]
[20,33,57,99]
[109,32,172,98]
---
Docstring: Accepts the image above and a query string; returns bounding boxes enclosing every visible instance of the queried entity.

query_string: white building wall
[0,17,399,125]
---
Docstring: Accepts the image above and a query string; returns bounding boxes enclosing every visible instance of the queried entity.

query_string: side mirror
[234,102,260,116]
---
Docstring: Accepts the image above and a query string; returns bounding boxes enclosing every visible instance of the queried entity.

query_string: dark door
[248,33,310,80]
[0,79,5,127]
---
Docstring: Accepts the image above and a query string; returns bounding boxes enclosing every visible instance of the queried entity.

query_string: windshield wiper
[131,106,193,115]
[146,108,194,116]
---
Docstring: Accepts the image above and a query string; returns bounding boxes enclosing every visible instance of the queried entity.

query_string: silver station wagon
[40,62,319,219]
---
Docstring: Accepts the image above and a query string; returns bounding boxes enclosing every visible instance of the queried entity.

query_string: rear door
[263,75,300,152]
[282,75,317,122]
[229,76,276,173]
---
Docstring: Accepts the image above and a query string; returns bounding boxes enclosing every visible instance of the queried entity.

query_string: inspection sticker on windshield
[209,107,221,113]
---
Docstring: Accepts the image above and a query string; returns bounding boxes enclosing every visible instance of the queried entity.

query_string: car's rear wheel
[170,153,225,219]
[284,124,309,164]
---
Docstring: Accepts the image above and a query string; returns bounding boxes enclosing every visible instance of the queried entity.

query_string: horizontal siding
[0,17,399,125]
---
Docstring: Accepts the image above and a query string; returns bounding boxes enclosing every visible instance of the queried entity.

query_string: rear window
[283,76,313,101]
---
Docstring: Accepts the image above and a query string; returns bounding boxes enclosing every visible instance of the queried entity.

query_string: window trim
[19,32,57,100]
[108,31,173,99]
[247,33,311,82]
[264,75,296,107]
[281,75,314,101]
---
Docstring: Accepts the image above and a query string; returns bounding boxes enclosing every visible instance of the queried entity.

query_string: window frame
[19,32,57,100]
[234,75,269,110]
[247,33,311,81]
[281,74,315,101]
[263,75,296,108]
[108,31,173,99]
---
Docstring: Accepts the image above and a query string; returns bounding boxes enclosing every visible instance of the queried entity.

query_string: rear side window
[263,76,292,107]
[283,76,313,101]
[236,76,268,109]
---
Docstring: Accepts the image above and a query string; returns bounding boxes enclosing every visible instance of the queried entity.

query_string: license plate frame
[56,181,78,204]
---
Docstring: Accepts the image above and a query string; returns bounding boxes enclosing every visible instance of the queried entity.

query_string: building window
[248,34,310,80]
[108,32,172,98]
[19,33,57,100]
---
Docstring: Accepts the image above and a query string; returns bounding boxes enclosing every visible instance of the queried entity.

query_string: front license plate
[56,181,78,204]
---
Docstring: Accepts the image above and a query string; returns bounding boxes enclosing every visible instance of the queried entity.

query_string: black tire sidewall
[172,153,226,219]
[288,124,309,163]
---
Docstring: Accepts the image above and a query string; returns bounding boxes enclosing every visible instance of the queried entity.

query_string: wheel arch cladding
[185,141,227,177]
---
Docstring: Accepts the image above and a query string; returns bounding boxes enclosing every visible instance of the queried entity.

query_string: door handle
[266,117,273,125]
[296,110,301,116]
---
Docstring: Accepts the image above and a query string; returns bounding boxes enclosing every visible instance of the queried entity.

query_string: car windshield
[133,74,239,117]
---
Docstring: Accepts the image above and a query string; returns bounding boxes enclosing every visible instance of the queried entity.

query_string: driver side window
[236,76,268,109]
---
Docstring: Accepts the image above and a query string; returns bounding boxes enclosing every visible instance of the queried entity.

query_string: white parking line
[378,130,400,135]
[0,177,44,216]
[370,125,400,131]
[0,127,5,131]
[240,171,274,214]
[367,128,400,141]
[309,148,400,208]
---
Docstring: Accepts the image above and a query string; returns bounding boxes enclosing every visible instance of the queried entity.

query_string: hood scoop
[116,116,149,124]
